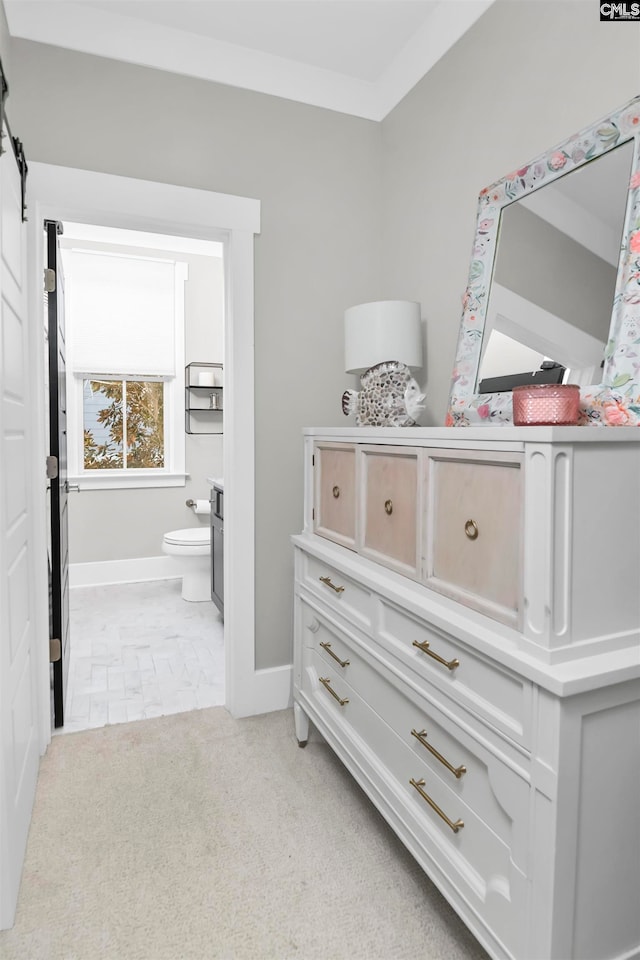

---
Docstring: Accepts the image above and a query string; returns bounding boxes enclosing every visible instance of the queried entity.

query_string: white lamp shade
[344,300,422,374]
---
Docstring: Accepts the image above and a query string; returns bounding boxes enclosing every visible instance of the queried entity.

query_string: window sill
[68,472,188,491]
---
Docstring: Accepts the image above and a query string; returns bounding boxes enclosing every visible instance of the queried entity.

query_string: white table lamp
[344,300,422,374]
[342,300,424,426]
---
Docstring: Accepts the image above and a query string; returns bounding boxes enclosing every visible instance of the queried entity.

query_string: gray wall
[59,236,224,563]
[380,0,639,425]
[10,40,382,669]
[0,3,8,76]
[10,3,639,670]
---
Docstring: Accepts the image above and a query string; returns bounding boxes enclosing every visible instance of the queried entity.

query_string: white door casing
[0,134,41,929]
[25,163,293,735]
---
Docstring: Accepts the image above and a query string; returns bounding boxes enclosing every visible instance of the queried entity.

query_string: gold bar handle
[409,778,464,833]
[319,575,345,595]
[411,729,466,779]
[319,641,350,668]
[319,676,349,706]
[412,639,459,671]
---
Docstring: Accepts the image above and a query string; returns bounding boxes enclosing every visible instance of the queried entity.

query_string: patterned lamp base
[342,361,425,427]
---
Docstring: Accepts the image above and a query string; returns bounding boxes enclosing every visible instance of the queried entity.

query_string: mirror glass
[476,141,634,393]
[447,95,640,427]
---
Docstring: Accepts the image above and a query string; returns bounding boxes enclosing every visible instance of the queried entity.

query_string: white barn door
[0,131,41,928]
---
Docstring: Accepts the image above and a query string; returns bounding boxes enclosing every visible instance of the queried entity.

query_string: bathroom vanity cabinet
[293,426,640,960]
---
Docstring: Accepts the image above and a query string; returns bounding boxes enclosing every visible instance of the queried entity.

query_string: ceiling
[4,0,494,120]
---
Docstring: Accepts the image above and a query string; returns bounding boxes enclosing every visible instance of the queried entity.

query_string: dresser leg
[294,702,310,747]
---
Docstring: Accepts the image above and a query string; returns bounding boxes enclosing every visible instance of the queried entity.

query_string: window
[63,242,187,489]
[83,378,164,470]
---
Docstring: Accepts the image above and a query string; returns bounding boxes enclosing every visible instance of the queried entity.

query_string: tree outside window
[83,379,164,470]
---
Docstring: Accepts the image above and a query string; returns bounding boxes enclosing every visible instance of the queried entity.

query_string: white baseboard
[70,555,177,588]
[227,663,293,718]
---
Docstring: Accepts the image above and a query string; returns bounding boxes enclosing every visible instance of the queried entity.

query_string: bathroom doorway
[50,221,227,734]
[28,162,271,753]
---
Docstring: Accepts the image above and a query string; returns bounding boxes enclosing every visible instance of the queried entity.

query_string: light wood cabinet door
[425,451,523,626]
[313,443,356,550]
[360,446,421,578]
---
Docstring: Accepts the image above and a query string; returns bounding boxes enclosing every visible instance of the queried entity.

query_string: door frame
[26,163,284,754]
[45,219,70,728]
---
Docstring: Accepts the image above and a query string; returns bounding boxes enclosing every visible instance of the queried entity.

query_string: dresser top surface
[305,425,640,445]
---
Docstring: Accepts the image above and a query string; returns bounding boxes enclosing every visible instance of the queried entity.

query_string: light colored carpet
[0,708,489,960]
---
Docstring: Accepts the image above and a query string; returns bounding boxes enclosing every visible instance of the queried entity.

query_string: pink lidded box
[512,383,580,426]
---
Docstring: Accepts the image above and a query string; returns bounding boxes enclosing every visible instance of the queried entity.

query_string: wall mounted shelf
[185,362,223,435]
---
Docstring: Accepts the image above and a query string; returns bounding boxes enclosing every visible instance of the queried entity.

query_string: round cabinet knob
[307,618,320,634]
[332,485,340,498]
[464,519,479,541]
[384,499,393,516]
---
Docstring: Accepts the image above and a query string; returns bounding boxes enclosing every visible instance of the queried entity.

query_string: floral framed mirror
[447,96,640,426]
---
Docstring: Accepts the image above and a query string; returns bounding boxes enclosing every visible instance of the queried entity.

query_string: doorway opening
[48,221,226,733]
[28,161,275,758]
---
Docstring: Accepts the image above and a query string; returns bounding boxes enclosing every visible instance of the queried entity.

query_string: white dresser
[292,426,640,960]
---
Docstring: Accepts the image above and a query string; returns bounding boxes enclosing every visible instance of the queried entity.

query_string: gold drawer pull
[319,676,349,706]
[464,519,479,540]
[411,729,466,779]
[409,778,464,833]
[412,639,459,671]
[319,641,350,668]
[384,499,393,515]
[332,485,340,498]
[319,575,345,594]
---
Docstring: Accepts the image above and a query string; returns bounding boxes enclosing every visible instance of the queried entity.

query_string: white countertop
[304,425,640,444]
[206,477,224,490]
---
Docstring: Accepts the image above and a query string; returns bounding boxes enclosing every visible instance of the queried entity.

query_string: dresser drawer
[298,616,376,744]
[299,549,373,632]
[313,442,357,550]
[297,610,528,959]
[391,730,528,960]
[425,450,523,628]
[298,598,382,708]
[299,598,530,862]
[379,599,532,747]
[381,681,530,873]
[359,445,421,579]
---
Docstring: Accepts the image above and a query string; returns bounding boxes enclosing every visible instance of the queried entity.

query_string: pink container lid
[512,383,580,426]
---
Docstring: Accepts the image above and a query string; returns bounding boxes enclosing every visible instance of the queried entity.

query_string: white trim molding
[70,555,177,588]
[66,472,188,491]
[26,163,268,754]
[5,0,495,121]
[231,665,293,718]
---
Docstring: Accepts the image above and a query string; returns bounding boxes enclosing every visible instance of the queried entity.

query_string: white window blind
[66,251,177,376]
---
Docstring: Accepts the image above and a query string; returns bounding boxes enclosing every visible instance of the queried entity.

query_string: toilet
[162,527,211,601]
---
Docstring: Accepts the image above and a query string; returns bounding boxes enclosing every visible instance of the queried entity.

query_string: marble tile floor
[55,578,224,735]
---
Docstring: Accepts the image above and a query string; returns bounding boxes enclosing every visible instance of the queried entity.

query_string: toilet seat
[164,527,210,547]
